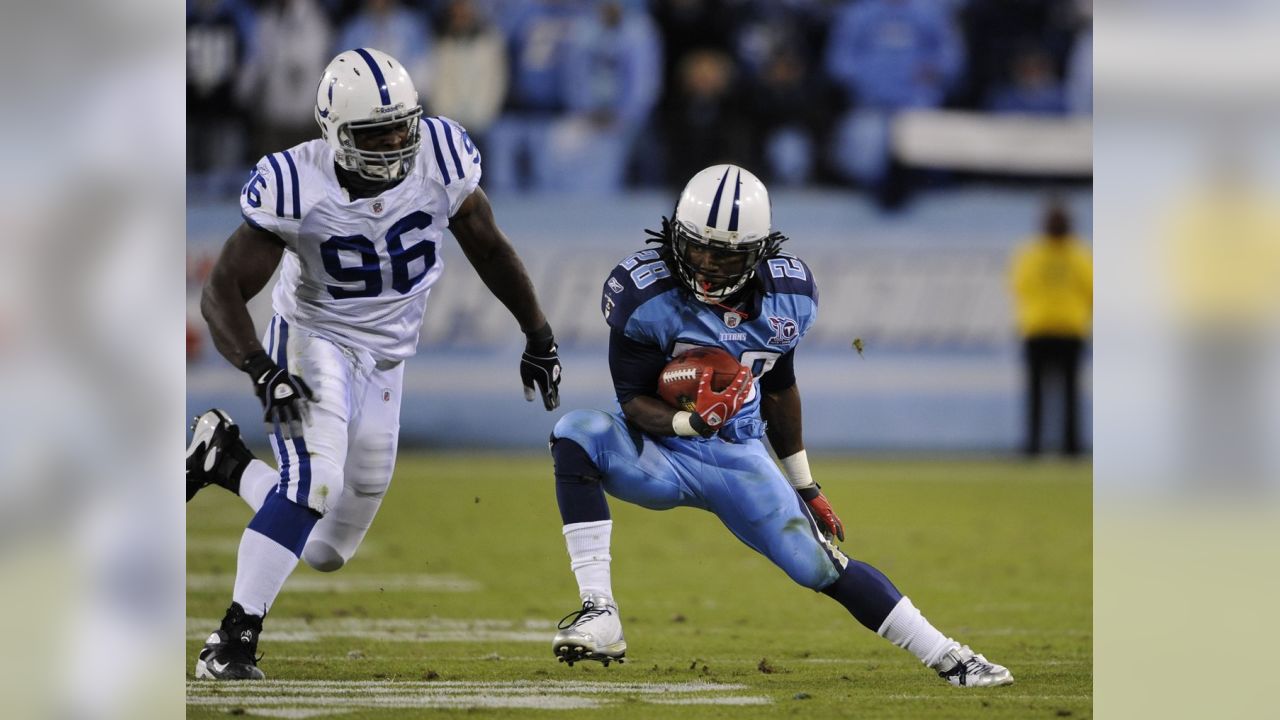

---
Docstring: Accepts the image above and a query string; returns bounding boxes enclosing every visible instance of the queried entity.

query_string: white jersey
[240,116,482,364]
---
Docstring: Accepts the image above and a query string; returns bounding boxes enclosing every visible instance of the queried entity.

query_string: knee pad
[786,557,841,591]
[302,540,346,572]
[304,458,346,514]
[347,432,396,497]
[551,409,614,449]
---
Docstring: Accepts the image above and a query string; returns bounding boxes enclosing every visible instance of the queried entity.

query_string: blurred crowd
[188,0,1093,197]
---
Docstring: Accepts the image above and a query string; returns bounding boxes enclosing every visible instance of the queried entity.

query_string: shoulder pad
[422,116,482,217]
[601,248,679,333]
[758,252,818,301]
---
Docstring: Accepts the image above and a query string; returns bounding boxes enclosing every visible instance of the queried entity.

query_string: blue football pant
[552,409,848,591]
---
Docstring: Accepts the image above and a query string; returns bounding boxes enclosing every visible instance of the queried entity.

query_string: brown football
[657,347,744,411]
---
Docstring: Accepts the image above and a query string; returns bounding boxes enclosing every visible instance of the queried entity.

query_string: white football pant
[264,315,402,571]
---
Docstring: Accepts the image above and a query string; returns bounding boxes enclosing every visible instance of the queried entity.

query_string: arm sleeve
[758,347,796,392]
[608,328,669,404]
[424,116,483,218]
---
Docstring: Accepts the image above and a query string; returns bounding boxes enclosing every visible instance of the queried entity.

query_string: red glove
[692,365,752,430]
[798,485,845,542]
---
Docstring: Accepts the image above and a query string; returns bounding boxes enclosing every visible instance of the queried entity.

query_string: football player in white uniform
[185,48,563,680]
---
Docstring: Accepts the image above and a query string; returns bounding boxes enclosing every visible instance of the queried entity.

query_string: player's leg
[195,319,352,680]
[547,409,694,665]
[696,440,1013,688]
[302,361,403,572]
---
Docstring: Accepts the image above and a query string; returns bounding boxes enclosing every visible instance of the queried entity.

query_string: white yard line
[186,679,771,711]
[189,680,751,692]
[187,537,382,556]
[187,573,479,593]
[887,694,1092,701]
[187,616,553,643]
[240,710,349,719]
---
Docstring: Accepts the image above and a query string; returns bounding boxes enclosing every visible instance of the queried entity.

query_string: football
[657,347,744,411]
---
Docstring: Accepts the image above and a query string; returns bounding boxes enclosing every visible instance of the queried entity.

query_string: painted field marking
[186,573,479,593]
[798,657,1090,666]
[187,617,553,643]
[887,694,1092,701]
[187,537,382,556]
[186,680,772,711]
[961,627,1092,637]
[237,710,348,719]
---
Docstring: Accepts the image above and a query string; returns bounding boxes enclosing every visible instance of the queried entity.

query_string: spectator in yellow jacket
[1010,201,1092,456]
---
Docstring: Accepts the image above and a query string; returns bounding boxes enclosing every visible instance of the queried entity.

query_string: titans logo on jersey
[240,116,482,363]
[601,247,818,433]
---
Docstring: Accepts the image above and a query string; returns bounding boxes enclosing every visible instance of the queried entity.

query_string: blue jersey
[601,247,818,436]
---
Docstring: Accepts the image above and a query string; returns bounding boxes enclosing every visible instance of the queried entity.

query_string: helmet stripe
[706,166,731,228]
[353,48,392,105]
[727,169,741,232]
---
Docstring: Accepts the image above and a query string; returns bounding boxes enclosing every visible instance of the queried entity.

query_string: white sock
[877,596,959,669]
[238,460,279,513]
[563,520,613,601]
[231,528,301,617]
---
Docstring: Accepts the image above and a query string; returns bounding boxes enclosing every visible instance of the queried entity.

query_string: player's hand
[798,485,845,543]
[521,323,561,411]
[242,351,316,439]
[692,365,752,432]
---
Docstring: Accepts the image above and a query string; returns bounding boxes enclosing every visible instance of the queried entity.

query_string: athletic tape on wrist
[780,449,815,489]
[672,411,700,437]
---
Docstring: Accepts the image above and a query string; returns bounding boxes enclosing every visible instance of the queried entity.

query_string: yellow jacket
[1009,235,1093,338]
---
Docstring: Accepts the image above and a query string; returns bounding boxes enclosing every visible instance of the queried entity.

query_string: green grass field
[187,453,1091,718]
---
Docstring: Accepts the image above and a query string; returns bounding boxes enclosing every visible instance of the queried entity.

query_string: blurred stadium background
[187,0,1094,452]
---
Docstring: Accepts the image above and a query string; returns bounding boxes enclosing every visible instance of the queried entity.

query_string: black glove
[520,322,562,411]
[242,350,316,439]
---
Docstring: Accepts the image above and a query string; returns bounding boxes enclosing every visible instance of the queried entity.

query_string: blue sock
[821,559,905,631]
[552,438,610,525]
[247,491,321,557]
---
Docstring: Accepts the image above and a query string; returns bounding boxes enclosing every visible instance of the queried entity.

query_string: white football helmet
[668,164,786,302]
[314,48,422,182]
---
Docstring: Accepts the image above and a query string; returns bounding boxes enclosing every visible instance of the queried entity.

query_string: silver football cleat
[935,644,1014,687]
[552,595,626,667]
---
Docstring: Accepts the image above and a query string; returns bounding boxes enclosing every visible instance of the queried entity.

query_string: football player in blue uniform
[548,164,1013,687]
[185,48,562,680]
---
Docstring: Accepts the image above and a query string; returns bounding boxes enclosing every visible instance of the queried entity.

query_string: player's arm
[610,330,747,438]
[201,222,285,368]
[759,349,845,542]
[201,222,315,437]
[609,330,682,435]
[449,186,561,409]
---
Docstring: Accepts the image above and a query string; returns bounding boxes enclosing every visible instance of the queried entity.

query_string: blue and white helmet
[670,164,785,302]
[314,48,422,182]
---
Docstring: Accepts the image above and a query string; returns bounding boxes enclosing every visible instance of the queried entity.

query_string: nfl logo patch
[723,312,742,328]
[372,200,384,215]
[382,389,392,402]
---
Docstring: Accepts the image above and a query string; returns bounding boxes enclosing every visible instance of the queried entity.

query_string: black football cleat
[186,409,252,502]
[195,602,266,680]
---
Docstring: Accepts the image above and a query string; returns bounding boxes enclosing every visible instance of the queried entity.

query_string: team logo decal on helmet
[314,48,422,182]
[651,164,787,304]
